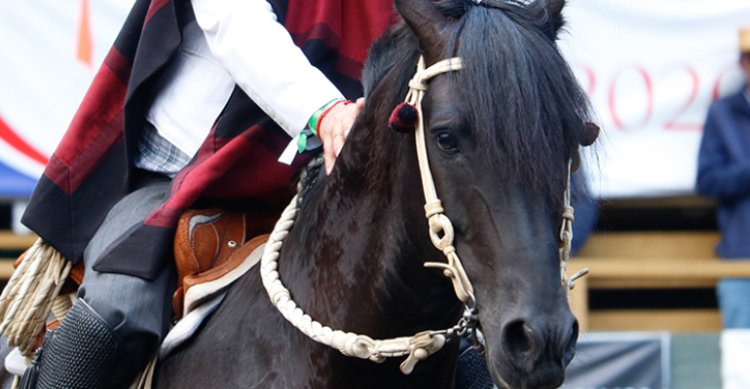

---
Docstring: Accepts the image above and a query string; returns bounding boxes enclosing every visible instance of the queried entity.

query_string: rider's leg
[30,179,176,388]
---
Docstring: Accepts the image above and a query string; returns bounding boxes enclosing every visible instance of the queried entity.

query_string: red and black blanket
[22,0,396,279]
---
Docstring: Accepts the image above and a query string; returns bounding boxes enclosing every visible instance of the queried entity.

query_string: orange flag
[77,0,93,67]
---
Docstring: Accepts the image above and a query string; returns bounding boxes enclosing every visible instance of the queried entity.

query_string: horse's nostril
[506,321,531,353]
[563,319,580,366]
[503,320,542,371]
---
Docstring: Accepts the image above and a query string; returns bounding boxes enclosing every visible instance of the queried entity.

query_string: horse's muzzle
[490,312,579,389]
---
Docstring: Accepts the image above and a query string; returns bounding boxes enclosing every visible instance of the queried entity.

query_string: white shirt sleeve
[191,0,344,138]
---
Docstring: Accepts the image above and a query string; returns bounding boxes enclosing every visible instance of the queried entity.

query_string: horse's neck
[278,157,460,336]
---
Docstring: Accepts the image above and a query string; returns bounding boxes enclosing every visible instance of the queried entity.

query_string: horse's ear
[580,122,600,147]
[394,0,448,62]
[540,0,566,40]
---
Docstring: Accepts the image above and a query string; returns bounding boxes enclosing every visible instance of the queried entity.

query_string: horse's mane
[357,0,592,205]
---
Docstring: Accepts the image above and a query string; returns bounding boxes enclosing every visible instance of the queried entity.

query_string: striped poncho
[22,0,395,279]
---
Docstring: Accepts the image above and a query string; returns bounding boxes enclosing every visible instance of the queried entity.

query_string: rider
[16,0,394,387]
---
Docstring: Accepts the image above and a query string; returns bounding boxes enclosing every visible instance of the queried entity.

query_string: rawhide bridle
[259,55,587,375]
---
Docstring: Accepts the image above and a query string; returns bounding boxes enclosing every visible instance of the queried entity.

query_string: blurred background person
[696,27,750,329]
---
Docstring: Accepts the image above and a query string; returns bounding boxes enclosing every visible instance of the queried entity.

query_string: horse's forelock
[451,3,591,202]
[357,0,591,202]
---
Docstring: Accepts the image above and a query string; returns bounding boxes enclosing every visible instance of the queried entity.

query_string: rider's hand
[317,97,365,175]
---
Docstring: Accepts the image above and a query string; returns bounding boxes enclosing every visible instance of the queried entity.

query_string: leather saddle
[8,208,271,366]
[57,208,271,319]
[172,208,269,319]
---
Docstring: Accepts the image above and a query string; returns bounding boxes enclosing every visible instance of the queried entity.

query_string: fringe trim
[0,239,73,358]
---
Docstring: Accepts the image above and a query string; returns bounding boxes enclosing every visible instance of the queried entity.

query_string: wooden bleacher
[569,231,750,332]
[0,230,36,279]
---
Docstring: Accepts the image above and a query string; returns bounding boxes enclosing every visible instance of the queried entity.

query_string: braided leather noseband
[259,56,587,374]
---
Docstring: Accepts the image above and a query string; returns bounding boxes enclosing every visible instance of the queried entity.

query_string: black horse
[156,0,595,387]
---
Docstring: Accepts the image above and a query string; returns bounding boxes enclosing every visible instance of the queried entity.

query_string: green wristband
[297,132,309,153]
[307,98,344,136]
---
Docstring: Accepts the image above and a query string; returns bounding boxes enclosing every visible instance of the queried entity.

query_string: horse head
[354,0,596,387]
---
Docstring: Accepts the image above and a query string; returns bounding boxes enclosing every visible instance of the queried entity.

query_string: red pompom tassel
[388,102,419,133]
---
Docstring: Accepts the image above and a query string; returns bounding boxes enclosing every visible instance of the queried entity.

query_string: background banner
[0,0,132,198]
[564,332,670,389]
[1,1,750,199]
[559,0,750,198]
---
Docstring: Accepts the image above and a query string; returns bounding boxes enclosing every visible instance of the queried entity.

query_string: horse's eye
[436,132,459,153]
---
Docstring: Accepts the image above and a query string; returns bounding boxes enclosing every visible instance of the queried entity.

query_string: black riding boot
[455,339,494,389]
[20,299,122,389]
